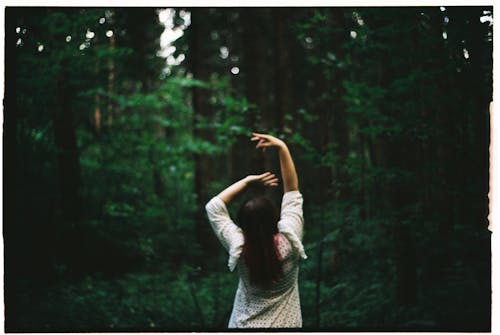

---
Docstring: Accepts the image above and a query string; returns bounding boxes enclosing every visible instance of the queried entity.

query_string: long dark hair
[237,196,282,287]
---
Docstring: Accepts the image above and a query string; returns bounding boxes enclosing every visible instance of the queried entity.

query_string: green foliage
[12,269,237,331]
[7,6,491,332]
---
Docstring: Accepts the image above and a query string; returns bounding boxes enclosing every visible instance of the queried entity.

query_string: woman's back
[206,190,307,328]
[230,233,301,328]
[205,133,306,329]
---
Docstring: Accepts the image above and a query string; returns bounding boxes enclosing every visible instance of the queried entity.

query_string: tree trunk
[93,38,102,132]
[270,8,296,200]
[107,32,115,127]
[329,8,351,203]
[239,9,269,177]
[190,8,218,255]
[53,59,82,222]
[272,8,294,132]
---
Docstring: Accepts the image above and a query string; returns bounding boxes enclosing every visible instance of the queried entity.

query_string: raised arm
[216,172,279,205]
[251,133,299,193]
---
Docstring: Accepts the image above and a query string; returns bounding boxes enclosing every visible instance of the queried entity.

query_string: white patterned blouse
[205,190,307,328]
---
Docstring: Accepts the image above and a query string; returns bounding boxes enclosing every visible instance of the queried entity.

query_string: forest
[4,6,492,331]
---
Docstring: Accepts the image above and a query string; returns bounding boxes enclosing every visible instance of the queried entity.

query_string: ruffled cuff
[227,237,244,271]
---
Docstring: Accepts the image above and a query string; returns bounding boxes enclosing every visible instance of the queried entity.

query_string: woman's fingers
[253,132,274,140]
[264,178,279,186]
[261,173,276,182]
[248,172,278,185]
[251,133,271,142]
[262,175,279,186]
[248,172,278,186]
[256,139,267,149]
[256,139,273,149]
[251,133,263,141]
[256,172,278,186]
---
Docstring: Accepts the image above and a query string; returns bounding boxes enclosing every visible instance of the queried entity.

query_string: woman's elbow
[205,200,213,213]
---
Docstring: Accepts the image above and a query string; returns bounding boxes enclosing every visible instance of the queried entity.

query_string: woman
[205,133,307,328]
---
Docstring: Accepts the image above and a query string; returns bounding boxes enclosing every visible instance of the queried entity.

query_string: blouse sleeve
[277,190,308,260]
[205,197,244,272]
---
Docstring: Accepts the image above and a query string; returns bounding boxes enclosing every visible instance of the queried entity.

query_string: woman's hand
[250,133,285,150]
[245,172,279,187]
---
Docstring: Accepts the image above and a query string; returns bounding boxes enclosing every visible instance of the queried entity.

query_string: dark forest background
[4,6,492,331]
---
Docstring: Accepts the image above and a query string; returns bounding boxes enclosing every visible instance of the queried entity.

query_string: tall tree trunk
[272,8,293,132]
[53,59,82,223]
[107,33,115,127]
[190,8,218,255]
[239,9,269,177]
[93,36,102,132]
[270,8,295,200]
[329,8,351,203]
